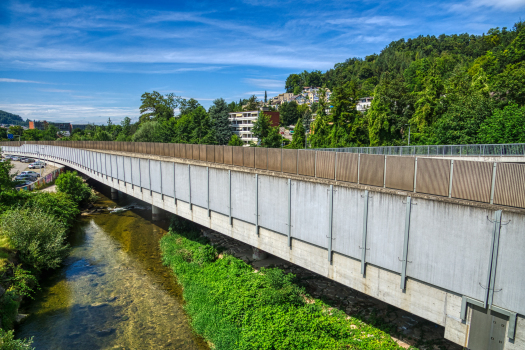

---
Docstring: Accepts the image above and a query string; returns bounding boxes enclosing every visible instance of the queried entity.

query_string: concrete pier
[252,248,268,261]
[152,205,163,221]
[110,187,118,200]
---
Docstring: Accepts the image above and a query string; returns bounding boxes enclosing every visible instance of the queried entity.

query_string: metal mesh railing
[313,144,525,157]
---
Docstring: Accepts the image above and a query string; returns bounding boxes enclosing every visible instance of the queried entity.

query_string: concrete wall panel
[407,199,493,301]
[117,156,125,181]
[231,172,256,224]
[124,157,132,183]
[150,160,162,193]
[139,159,151,190]
[366,193,406,273]
[111,154,118,178]
[493,212,525,315]
[174,163,190,202]
[258,175,288,236]
[190,165,208,209]
[105,154,112,177]
[96,153,102,173]
[291,180,330,248]
[332,186,364,260]
[209,168,229,216]
[161,161,175,198]
[131,157,141,186]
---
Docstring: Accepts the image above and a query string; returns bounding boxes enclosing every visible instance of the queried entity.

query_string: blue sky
[0,0,524,124]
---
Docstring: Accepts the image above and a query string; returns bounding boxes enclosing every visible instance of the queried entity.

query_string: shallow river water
[16,189,208,350]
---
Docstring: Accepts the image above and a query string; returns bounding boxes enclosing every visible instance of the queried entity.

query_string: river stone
[90,302,108,308]
[96,328,115,336]
[16,314,28,323]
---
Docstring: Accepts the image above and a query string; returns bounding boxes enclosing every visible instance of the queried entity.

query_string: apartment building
[357,97,373,112]
[228,110,280,145]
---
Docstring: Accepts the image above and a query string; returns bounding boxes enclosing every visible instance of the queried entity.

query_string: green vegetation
[0,160,90,344]
[55,171,97,204]
[161,216,403,350]
[0,111,25,127]
[0,329,34,350]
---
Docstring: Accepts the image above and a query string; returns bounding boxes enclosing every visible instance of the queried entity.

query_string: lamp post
[405,124,411,146]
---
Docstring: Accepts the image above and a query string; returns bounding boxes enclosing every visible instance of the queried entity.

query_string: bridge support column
[110,187,118,200]
[152,205,163,221]
[252,247,268,261]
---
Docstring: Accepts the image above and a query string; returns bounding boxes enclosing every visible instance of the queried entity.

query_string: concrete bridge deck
[4,143,525,350]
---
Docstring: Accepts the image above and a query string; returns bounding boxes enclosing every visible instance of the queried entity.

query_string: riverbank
[160,216,406,350]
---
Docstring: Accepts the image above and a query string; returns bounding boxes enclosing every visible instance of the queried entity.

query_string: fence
[1,140,525,209]
[312,143,525,157]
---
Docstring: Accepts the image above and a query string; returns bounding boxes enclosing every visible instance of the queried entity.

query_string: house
[228,110,280,146]
[357,97,373,112]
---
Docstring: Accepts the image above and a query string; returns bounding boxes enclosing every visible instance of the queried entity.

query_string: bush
[161,218,403,350]
[55,171,95,204]
[0,329,34,349]
[0,208,69,271]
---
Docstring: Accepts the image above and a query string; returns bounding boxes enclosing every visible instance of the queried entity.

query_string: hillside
[0,110,25,125]
[285,21,525,147]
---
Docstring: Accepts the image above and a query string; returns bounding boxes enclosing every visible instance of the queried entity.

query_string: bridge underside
[6,147,525,350]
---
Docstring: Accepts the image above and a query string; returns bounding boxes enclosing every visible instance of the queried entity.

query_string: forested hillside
[0,110,24,125]
[287,21,525,147]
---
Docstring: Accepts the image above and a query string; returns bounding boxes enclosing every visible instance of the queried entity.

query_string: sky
[0,0,524,124]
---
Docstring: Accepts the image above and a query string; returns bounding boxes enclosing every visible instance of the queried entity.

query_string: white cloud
[450,0,525,12]
[328,16,411,27]
[0,78,49,84]
[244,78,284,89]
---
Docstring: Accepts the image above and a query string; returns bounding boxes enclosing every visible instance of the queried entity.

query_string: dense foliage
[0,329,34,349]
[0,111,25,126]
[287,22,525,147]
[161,217,403,350]
[55,171,96,204]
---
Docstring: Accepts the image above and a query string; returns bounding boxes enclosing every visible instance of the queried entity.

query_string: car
[20,171,40,178]
[11,156,20,161]
[28,163,45,169]
[15,174,37,182]
[21,158,35,163]
[15,180,32,188]
[34,160,46,165]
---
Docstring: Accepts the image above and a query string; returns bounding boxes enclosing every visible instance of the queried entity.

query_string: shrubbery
[161,217,403,350]
[0,208,69,271]
[0,329,34,350]
[55,171,96,204]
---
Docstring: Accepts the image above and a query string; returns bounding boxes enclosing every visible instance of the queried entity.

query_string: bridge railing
[311,143,525,157]
[1,140,525,209]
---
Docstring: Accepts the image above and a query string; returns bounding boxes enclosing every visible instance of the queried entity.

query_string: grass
[160,217,406,350]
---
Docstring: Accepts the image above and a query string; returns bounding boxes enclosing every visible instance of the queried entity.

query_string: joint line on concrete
[361,190,369,277]
[400,196,412,290]
[328,184,334,264]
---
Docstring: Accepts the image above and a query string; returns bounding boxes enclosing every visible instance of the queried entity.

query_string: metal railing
[312,143,525,157]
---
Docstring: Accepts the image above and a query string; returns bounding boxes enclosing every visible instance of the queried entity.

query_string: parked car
[28,163,45,169]
[15,174,37,182]
[20,171,41,178]
[11,156,20,161]
[15,180,32,188]
[21,158,35,163]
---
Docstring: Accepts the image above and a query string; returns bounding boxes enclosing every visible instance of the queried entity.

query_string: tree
[279,101,301,126]
[189,106,216,144]
[8,125,23,137]
[478,104,525,143]
[209,98,233,145]
[140,91,180,122]
[252,112,282,147]
[285,74,301,93]
[0,157,16,193]
[244,95,258,111]
[179,98,201,116]
[116,117,133,141]
[131,121,164,142]
[264,90,268,103]
[55,171,94,204]
[228,134,244,146]
[289,117,306,149]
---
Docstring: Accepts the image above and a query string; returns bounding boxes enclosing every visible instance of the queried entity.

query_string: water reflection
[17,188,208,350]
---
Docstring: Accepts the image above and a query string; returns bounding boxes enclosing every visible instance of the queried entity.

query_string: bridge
[3,141,525,350]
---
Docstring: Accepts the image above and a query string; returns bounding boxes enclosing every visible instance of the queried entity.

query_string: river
[16,186,209,350]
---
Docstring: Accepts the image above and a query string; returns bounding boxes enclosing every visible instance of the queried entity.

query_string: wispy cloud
[0,78,49,84]
[244,78,284,89]
[38,88,74,93]
[450,0,525,12]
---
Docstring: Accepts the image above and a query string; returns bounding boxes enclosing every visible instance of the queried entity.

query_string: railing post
[490,163,497,204]
[255,174,259,235]
[413,158,418,193]
[400,196,412,290]
[148,159,152,197]
[357,154,361,184]
[287,179,292,248]
[188,164,192,211]
[383,155,387,188]
[173,163,176,206]
[328,185,334,264]
[448,160,454,198]
[360,190,369,276]
[229,170,232,225]
[207,167,210,217]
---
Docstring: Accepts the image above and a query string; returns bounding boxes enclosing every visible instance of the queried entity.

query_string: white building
[228,111,259,145]
[357,97,373,112]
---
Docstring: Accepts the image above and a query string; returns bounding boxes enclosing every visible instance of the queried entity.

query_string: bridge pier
[252,247,268,261]
[152,205,163,221]
[110,187,118,200]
